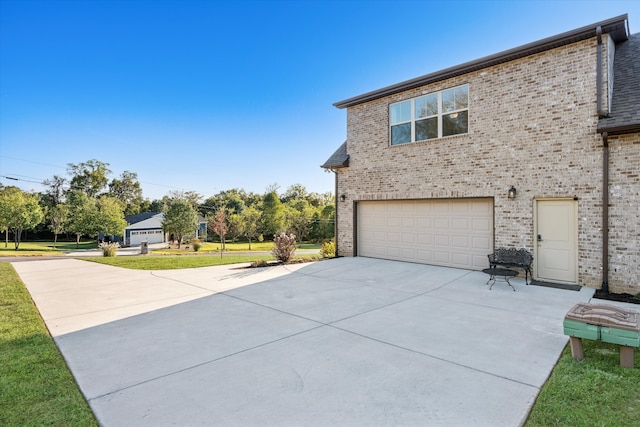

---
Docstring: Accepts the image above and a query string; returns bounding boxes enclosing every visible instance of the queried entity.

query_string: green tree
[67,159,111,197]
[48,204,69,249]
[242,205,262,250]
[42,175,68,204]
[261,191,285,238]
[66,190,98,248]
[96,196,127,237]
[284,203,313,242]
[108,171,144,216]
[0,187,45,250]
[226,213,244,242]
[162,199,198,248]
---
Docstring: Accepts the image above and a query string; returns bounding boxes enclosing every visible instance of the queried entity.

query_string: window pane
[390,101,411,124]
[442,89,455,113]
[442,110,468,136]
[415,94,437,118]
[454,86,468,109]
[415,118,438,141]
[391,123,411,145]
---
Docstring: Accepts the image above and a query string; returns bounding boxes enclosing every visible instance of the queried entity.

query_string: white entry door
[535,200,577,283]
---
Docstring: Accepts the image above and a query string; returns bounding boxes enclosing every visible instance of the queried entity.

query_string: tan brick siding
[608,133,640,293]
[335,35,639,292]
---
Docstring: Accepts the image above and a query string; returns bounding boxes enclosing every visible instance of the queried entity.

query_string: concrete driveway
[13,257,596,426]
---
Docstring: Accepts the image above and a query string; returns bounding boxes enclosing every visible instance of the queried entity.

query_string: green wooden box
[600,326,640,347]
[563,318,600,340]
[564,303,640,348]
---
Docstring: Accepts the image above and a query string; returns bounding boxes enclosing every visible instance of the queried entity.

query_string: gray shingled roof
[334,15,629,109]
[125,212,161,225]
[598,32,640,135]
[321,141,349,169]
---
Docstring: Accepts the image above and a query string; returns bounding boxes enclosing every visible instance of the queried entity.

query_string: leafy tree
[0,187,45,250]
[108,171,143,216]
[162,199,198,248]
[67,159,111,197]
[42,175,68,204]
[261,191,285,238]
[48,204,69,249]
[66,190,98,248]
[284,203,313,242]
[242,205,262,250]
[96,196,127,237]
[168,190,202,209]
[227,213,244,242]
[282,183,308,203]
[148,198,168,213]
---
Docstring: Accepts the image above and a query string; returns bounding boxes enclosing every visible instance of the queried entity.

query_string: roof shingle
[598,32,640,135]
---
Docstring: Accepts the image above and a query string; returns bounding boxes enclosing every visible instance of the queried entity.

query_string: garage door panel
[452,236,469,248]
[417,233,433,245]
[402,233,416,244]
[358,199,494,270]
[434,218,449,229]
[434,234,450,246]
[472,236,492,250]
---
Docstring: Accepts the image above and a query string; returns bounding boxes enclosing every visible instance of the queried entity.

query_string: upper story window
[390,84,469,145]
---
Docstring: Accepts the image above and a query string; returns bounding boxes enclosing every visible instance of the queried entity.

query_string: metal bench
[488,247,533,285]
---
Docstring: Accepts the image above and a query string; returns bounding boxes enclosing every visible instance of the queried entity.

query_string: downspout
[330,168,339,256]
[596,26,605,118]
[601,132,609,293]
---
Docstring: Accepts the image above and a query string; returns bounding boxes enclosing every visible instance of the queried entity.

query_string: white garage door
[129,230,165,246]
[357,199,493,270]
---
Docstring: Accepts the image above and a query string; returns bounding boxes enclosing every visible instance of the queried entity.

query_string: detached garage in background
[124,212,166,247]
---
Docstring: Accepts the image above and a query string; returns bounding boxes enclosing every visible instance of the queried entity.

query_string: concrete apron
[14,257,595,427]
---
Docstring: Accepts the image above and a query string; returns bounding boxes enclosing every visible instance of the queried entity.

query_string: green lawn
[0,263,98,426]
[153,241,320,254]
[84,253,322,270]
[526,339,640,426]
[0,240,97,256]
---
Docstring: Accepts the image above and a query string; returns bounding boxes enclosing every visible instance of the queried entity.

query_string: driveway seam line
[327,324,540,390]
[86,324,327,402]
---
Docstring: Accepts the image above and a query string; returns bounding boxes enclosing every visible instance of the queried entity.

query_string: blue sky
[1,0,639,201]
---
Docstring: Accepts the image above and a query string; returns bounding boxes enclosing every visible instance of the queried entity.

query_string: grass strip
[82,254,321,270]
[0,263,98,426]
[526,339,640,426]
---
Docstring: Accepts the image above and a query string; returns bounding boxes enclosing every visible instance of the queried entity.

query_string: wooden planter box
[563,303,640,368]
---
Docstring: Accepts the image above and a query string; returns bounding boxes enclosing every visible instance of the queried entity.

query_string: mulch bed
[593,290,640,305]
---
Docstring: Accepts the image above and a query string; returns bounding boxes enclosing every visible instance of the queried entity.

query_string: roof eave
[598,123,640,136]
[334,15,629,109]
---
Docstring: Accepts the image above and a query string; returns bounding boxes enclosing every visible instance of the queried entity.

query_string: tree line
[0,159,335,250]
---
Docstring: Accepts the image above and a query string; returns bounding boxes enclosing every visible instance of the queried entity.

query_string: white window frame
[389,84,469,145]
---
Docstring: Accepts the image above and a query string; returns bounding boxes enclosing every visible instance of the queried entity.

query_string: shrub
[191,238,202,252]
[99,241,119,257]
[272,233,297,263]
[320,240,336,258]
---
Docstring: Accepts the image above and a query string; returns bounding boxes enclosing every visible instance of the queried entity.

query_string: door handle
[537,234,543,242]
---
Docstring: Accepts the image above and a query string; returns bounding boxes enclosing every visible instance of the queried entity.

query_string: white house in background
[124,212,166,246]
[123,212,208,247]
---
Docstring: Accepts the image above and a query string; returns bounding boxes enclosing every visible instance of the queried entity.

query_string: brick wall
[608,133,640,293]
[335,35,639,292]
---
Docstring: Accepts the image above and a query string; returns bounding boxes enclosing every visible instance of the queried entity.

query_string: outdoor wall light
[508,186,517,199]
[340,194,347,201]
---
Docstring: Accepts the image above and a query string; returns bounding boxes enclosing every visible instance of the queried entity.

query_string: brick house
[322,15,639,294]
